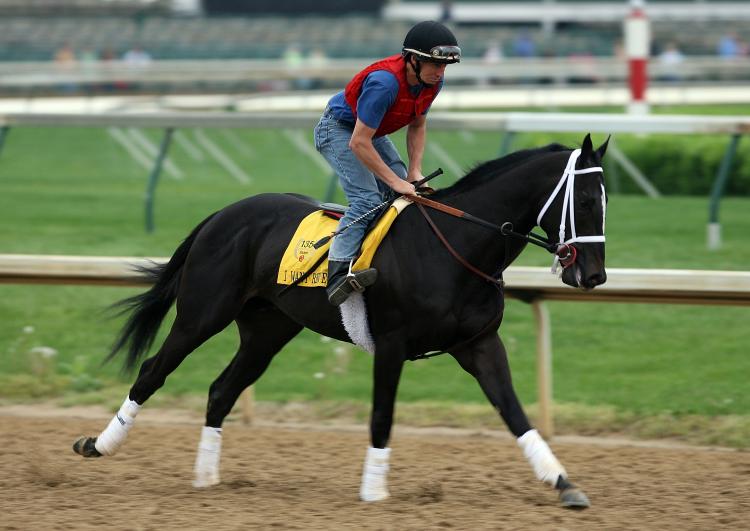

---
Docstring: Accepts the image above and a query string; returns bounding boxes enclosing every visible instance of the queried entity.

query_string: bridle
[412,149,606,280]
[535,148,605,273]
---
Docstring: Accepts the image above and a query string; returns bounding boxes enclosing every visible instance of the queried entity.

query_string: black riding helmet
[402,21,461,64]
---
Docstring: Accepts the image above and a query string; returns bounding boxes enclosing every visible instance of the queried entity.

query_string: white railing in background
[1,254,749,435]
[1,57,749,89]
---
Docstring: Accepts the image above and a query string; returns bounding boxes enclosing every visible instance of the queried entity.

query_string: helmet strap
[409,55,432,86]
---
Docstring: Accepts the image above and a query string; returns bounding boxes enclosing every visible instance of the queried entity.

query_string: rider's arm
[349,121,415,196]
[349,71,416,195]
[405,115,427,183]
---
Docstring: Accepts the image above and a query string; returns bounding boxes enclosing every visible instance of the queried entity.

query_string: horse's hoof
[559,487,590,509]
[192,476,220,489]
[360,491,389,503]
[73,437,102,458]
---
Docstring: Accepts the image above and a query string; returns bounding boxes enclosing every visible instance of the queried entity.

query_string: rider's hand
[391,179,417,196]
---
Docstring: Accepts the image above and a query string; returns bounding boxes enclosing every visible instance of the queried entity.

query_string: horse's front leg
[451,333,590,509]
[360,347,404,502]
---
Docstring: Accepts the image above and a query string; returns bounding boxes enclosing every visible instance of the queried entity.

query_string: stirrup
[327,261,377,306]
[346,261,366,293]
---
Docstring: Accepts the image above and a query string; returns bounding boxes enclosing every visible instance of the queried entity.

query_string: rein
[414,201,504,286]
[409,194,561,270]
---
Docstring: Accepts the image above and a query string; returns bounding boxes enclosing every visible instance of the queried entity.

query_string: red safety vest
[344,55,440,136]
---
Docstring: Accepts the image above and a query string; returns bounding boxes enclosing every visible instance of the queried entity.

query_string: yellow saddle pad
[277,198,412,287]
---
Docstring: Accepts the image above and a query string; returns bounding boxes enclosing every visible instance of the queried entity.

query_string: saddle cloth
[277,197,412,287]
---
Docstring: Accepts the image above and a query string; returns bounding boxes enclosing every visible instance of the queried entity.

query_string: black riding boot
[326,259,378,306]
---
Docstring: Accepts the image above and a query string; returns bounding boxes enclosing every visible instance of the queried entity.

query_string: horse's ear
[596,135,611,160]
[581,133,593,154]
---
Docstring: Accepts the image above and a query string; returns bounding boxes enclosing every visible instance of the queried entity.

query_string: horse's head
[537,134,609,290]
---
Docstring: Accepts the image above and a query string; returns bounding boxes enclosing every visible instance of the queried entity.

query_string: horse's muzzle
[561,264,606,290]
[582,270,607,289]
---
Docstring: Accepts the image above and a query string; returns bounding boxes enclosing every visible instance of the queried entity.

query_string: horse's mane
[434,143,571,198]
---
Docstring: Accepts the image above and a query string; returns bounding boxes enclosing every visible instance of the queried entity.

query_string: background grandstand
[0,1,748,63]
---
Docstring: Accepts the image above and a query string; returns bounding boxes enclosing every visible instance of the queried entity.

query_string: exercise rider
[313,20,461,306]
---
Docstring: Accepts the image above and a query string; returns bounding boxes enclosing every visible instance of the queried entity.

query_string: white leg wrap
[94,396,142,456]
[193,426,223,488]
[359,446,391,502]
[517,429,567,486]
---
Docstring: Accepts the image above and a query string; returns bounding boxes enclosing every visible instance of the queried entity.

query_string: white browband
[536,149,606,272]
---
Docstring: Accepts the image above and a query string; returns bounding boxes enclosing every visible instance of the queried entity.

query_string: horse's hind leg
[450,334,590,509]
[193,300,302,488]
[74,284,247,459]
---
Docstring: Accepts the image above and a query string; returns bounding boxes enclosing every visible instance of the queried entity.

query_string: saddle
[276,198,412,287]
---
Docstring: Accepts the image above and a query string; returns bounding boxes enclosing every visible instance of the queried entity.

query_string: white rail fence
[3,57,750,89]
[2,254,749,436]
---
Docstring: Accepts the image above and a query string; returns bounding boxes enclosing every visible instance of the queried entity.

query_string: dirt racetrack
[1,406,749,531]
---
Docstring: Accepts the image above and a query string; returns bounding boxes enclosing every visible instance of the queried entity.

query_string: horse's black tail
[106,213,217,372]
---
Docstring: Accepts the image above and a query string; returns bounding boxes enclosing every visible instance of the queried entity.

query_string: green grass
[0,109,749,445]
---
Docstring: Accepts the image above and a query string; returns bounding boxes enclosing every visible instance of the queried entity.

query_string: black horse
[74,134,609,509]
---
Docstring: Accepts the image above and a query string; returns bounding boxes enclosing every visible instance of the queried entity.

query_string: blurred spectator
[122,45,152,67]
[79,46,99,94]
[512,31,536,58]
[567,52,599,84]
[283,43,304,69]
[53,42,77,93]
[283,43,306,90]
[100,47,117,62]
[79,47,98,65]
[480,40,504,86]
[717,32,742,59]
[99,47,120,92]
[121,45,151,92]
[307,47,329,89]
[308,47,328,68]
[482,40,504,64]
[612,39,626,61]
[54,42,76,65]
[658,41,685,82]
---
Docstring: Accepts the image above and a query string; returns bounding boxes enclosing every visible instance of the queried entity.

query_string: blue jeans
[314,112,407,262]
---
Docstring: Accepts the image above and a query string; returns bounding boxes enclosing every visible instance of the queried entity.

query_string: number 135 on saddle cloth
[276,198,412,287]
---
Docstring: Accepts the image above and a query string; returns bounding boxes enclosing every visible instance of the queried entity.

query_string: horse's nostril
[587,272,607,286]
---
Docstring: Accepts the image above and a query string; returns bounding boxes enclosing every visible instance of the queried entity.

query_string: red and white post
[624,0,650,114]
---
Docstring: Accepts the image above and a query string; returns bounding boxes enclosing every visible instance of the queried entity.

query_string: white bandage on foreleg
[517,429,567,486]
[360,446,391,502]
[193,426,223,488]
[94,396,142,456]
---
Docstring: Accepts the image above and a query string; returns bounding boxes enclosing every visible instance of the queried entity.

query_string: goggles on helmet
[403,45,461,63]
